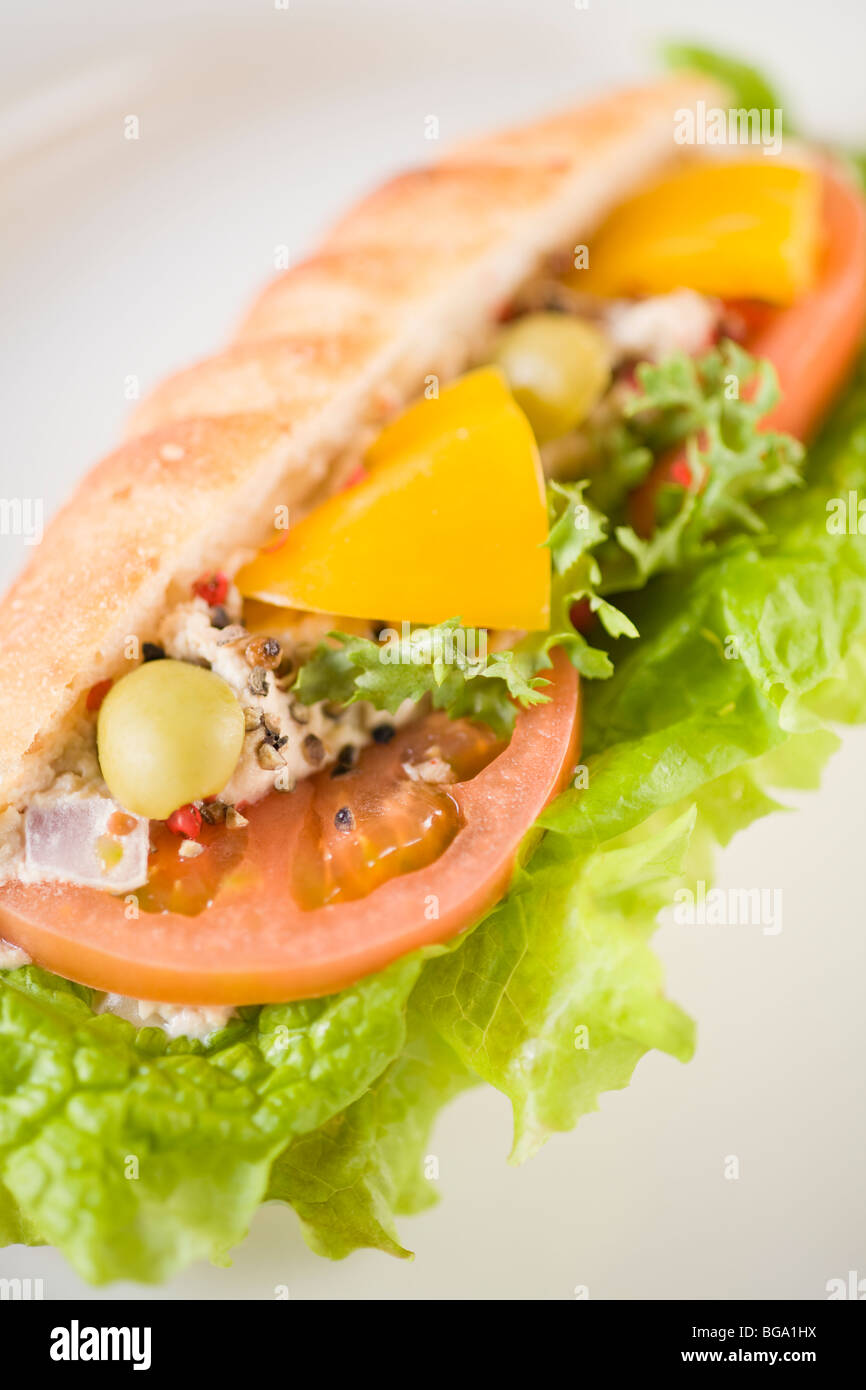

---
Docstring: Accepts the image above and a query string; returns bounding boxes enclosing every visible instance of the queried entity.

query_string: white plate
[1,0,864,1300]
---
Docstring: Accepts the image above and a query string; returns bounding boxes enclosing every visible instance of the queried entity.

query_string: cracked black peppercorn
[302,733,325,765]
[372,723,395,744]
[248,666,270,697]
[334,806,354,830]
[245,635,282,670]
[331,743,358,778]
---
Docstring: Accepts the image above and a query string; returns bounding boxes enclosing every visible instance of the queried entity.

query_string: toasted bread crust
[0,74,722,806]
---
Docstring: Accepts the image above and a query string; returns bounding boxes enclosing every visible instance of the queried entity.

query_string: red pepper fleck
[192,571,229,606]
[86,679,113,712]
[166,804,202,839]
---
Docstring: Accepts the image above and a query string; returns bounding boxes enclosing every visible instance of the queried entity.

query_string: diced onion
[24,795,149,893]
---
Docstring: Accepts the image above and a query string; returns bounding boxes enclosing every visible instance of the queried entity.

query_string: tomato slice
[0,653,579,1005]
[630,168,866,535]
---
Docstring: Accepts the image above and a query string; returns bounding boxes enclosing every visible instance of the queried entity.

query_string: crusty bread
[0,74,723,809]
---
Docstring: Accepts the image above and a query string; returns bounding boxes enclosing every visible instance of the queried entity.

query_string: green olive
[97,660,245,820]
[491,312,611,443]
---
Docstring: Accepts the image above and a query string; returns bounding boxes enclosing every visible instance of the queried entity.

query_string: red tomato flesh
[0,653,579,1004]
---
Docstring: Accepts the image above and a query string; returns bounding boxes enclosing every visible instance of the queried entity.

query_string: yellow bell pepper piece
[364,365,512,468]
[569,162,820,306]
[236,368,550,631]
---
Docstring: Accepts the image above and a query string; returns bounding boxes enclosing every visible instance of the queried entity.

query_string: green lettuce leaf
[267,1015,475,1259]
[294,618,550,739]
[511,481,639,683]
[0,1176,42,1248]
[0,953,423,1283]
[605,343,804,590]
[414,810,696,1162]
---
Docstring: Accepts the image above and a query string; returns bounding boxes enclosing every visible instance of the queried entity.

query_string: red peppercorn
[192,571,229,606]
[166,804,202,839]
[86,679,113,712]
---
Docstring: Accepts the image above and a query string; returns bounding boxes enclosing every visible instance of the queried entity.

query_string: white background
[0,0,864,1299]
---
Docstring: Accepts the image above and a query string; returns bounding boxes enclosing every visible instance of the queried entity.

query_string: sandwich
[1,53,865,1283]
